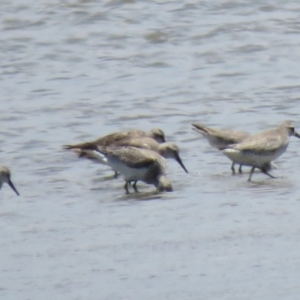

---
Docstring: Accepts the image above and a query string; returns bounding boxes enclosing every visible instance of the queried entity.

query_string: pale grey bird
[192,123,250,173]
[223,121,300,181]
[64,128,166,177]
[112,137,188,173]
[91,146,173,194]
[112,137,188,192]
[66,136,188,192]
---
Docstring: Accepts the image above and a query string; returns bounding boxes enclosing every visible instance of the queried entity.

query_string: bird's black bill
[294,131,300,138]
[8,179,19,196]
[175,154,188,173]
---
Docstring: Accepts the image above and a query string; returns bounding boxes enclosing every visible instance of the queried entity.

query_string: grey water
[1,0,300,299]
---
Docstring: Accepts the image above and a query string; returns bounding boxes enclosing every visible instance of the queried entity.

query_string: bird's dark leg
[239,164,243,173]
[124,181,130,194]
[231,162,236,174]
[248,167,255,181]
[132,181,139,193]
[261,166,276,179]
[113,170,119,178]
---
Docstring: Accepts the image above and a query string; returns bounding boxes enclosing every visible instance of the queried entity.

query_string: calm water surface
[1,1,300,299]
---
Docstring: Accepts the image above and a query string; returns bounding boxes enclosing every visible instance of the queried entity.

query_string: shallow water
[1,0,300,299]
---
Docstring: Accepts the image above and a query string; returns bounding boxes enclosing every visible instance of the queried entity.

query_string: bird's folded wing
[97,146,158,169]
[234,136,282,152]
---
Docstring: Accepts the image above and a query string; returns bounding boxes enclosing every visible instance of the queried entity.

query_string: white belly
[106,160,148,181]
[91,151,150,181]
[223,144,288,167]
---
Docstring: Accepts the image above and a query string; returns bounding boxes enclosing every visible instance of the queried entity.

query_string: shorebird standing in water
[111,137,188,191]
[90,146,173,194]
[65,136,188,192]
[0,166,19,196]
[192,123,250,173]
[64,128,166,177]
[223,121,300,181]
[111,137,188,173]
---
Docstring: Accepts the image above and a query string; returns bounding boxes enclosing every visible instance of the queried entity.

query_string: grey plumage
[112,137,188,174]
[64,128,166,150]
[192,123,250,173]
[63,128,166,178]
[223,121,300,181]
[94,146,173,193]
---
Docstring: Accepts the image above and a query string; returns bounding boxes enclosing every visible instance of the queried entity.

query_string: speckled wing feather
[231,135,284,153]
[63,129,147,149]
[192,123,250,142]
[63,141,98,151]
[215,130,250,142]
[93,130,146,146]
[112,137,158,151]
[210,130,250,150]
[97,146,166,170]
